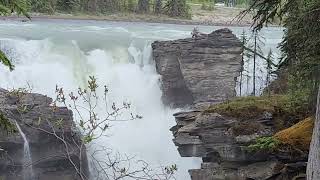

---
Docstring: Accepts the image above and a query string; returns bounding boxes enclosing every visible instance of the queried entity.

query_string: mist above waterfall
[0,20,283,179]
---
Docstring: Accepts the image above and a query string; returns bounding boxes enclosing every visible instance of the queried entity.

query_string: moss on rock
[205,95,288,119]
[274,117,314,151]
[204,95,309,130]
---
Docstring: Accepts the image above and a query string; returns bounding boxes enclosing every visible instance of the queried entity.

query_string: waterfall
[14,121,34,180]
[0,20,283,179]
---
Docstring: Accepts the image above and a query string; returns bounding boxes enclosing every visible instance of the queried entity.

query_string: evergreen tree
[137,0,150,13]
[154,0,162,14]
[241,0,320,106]
[163,0,190,18]
[264,49,275,95]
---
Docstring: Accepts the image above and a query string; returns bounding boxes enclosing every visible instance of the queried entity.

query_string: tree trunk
[154,0,162,14]
[307,85,320,180]
[253,33,257,96]
[137,0,149,13]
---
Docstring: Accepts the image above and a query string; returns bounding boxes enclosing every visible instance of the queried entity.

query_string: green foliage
[242,0,320,110]
[164,0,191,18]
[164,164,178,175]
[0,0,30,18]
[0,50,14,71]
[235,0,251,8]
[0,112,16,134]
[205,94,310,129]
[28,0,56,14]
[264,49,276,95]
[127,0,135,12]
[56,0,81,13]
[1,0,30,71]
[248,136,280,152]
[201,2,214,11]
[205,95,288,119]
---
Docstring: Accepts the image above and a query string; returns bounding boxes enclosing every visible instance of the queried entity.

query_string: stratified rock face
[171,110,308,180]
[0,88,89,180]
[152,28,242,108]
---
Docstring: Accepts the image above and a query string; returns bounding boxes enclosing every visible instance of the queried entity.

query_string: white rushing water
[14,121,34,180]
[0,19,283,179]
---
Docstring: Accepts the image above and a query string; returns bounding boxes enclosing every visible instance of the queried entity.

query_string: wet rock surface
[0,88,88,180]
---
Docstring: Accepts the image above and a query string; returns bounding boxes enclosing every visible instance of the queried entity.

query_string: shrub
[201,2,214,11]
[248,136,280,152]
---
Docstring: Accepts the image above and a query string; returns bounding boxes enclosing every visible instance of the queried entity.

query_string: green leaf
[0,50,14,71]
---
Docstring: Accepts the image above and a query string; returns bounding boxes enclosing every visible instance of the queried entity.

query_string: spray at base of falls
[14,121,35,180]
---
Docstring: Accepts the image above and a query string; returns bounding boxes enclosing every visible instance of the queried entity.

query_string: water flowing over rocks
[0,88,88,180]
[153,29,307,180]
[152,28,242,108]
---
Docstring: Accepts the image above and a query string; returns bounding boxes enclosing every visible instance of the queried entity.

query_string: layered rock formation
[0,88,88,180]
[152,28,242,108]
[171,110,307,180]
[153,29,308,180]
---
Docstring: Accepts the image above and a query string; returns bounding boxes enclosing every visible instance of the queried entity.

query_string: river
[0,19,283,179]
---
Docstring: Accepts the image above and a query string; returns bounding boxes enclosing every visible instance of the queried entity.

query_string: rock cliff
[171,110,307,180]
[0,88,88,180]
[152,28,243,108]
[153,29,308,180]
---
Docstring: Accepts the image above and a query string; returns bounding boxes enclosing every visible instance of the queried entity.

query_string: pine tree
[137,0,150,13]
[154,0,162,14]
[241,0,320,105]
[264,49,275,95]
[163,0,189,18]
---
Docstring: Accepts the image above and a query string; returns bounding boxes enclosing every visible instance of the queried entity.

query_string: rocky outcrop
[152,28,242,108]
[153,28,308,179]
[0,88,89,180]
[171,110,307,180]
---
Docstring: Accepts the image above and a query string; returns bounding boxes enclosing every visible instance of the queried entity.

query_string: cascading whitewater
[0,22,201,179]
[0,20,283,179]
[14,121,34,180]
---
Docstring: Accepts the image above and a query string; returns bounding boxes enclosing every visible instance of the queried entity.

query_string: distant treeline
[188,0,252,7]
[27,0,190,18]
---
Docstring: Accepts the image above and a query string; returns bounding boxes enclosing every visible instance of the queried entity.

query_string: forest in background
[21,0,252,18]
